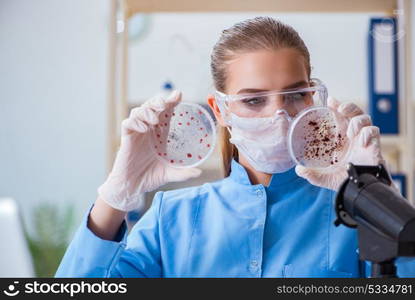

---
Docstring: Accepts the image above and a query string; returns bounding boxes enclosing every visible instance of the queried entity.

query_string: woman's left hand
[295,97,385,191]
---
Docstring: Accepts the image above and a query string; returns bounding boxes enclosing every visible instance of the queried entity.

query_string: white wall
[0,0,111,229]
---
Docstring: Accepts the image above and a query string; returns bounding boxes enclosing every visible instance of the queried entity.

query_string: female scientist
[56,17,415,277]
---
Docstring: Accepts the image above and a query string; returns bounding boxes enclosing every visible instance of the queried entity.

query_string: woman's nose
[273,109,291,122]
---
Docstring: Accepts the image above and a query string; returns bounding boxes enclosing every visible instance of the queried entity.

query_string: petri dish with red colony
[288,106,351,169]
[150,102,216,168]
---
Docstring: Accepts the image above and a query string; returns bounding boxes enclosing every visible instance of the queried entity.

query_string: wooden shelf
[124,0,397,17]
[380,135,405,150]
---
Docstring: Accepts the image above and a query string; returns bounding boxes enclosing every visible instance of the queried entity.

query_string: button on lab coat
[56,160,415,277]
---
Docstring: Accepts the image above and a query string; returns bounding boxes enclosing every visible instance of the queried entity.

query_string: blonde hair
[210,17,311,177]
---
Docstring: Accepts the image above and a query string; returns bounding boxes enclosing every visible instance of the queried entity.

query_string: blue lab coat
[56,160,415,277]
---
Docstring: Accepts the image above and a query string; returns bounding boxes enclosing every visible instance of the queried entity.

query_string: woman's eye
[241,96,266,106]
[283,92,307,102]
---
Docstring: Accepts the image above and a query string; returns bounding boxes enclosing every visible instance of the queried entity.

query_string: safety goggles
[215,78,328,120]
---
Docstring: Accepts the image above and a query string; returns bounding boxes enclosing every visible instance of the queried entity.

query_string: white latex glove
[295,97,386,191]
[98,90,202,211]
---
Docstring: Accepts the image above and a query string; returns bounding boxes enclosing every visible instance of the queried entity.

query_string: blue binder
[368,18,399,134]
[391,174,407,198]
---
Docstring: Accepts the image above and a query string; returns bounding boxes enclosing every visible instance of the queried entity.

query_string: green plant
[24,202,76,277]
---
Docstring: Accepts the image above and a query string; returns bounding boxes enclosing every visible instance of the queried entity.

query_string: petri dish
[150,102,216,168]
[288,106,350,169]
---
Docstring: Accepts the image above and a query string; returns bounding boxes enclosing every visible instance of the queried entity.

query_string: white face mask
[228,110,295,174]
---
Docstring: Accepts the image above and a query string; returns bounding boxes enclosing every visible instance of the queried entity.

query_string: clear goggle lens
[215,79,327,120]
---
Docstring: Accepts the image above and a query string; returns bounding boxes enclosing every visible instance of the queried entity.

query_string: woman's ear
[207,94,227,127]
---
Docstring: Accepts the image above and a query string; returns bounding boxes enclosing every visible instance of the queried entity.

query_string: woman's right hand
[97,90,202,212]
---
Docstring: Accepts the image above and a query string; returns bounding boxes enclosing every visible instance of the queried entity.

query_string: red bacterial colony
[154,106,213,167]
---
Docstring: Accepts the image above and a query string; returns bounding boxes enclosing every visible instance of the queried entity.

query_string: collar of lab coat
[229,159,300,188]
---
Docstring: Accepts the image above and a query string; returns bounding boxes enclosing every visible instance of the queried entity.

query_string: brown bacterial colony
[303,118,345,166]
